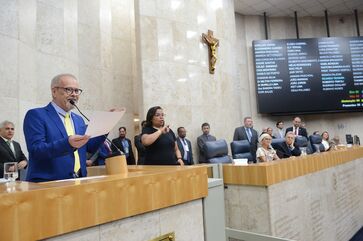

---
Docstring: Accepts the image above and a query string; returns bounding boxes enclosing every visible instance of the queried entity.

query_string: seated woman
[141,106,184,165]
[321,131,331,151]
[256,133,280,162]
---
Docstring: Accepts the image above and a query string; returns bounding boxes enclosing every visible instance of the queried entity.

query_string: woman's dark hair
[276,121,283,127]
[145,106,163,127]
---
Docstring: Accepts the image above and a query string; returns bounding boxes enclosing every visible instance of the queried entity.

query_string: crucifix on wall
[202,29,219,74]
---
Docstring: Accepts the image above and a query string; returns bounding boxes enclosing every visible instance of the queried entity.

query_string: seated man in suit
[111,127,135,165]
[233,117,258,162]
[275,131,301,159]
[197,123,216,163]
[176,127,193,165]
[285,116,308,138]
[0,120,28,178]
[23,74,106,182]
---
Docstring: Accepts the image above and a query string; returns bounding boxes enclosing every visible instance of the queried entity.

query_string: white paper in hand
[85,109,125,137]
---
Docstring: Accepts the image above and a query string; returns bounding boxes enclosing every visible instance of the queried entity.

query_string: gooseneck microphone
[69,99,123,156]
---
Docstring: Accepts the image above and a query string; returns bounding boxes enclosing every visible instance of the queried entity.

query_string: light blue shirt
[51,101,75,130]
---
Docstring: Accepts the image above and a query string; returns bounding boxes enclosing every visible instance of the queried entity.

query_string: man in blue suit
[23,74,106,182]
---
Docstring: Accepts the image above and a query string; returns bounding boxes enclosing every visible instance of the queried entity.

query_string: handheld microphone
[69,99,124,156]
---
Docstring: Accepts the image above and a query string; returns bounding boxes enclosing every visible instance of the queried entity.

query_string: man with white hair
[0,120,27,178]
[23,74,106,182]
[275,131,301,159]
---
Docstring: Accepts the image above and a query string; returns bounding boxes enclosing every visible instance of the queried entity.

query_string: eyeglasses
[154,113,166,117]
[54,87,83,96]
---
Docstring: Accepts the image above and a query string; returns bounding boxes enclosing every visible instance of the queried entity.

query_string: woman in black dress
[141,106,184,165]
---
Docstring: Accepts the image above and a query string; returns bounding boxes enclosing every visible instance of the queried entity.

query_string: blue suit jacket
[23,103,105,182]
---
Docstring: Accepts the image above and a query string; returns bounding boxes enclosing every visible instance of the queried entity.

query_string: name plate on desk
[149,232,175,241]
[232,158,248,165]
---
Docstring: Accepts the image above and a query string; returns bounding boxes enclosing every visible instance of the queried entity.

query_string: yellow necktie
[64,113,80,173]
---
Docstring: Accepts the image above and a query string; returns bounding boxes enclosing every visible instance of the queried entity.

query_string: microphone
[69,99,124,156]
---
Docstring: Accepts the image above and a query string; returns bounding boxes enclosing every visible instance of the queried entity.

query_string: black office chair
[204,139,232,164]
[295,136,313,154]
[309,135,325,153]
[230,140,253,163]
[271,138,285,150]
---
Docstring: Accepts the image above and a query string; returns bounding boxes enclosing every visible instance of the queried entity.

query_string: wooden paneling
[223,147,363,186]
[0,166,208,241]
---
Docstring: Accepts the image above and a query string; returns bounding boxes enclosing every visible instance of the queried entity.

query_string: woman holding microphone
[141,106,184,165]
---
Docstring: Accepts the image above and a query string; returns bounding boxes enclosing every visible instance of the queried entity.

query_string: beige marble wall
[46,199,204,241]
[225,158,363,241]
[236,13,363,142]
[0,0,137,153]
[135,0,242,162]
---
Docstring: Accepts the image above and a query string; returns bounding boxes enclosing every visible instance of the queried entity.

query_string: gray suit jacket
[233,127,258,162]
[197,134,216,163]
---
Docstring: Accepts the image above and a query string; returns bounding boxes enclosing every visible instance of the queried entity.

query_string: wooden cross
[202,30,219,74]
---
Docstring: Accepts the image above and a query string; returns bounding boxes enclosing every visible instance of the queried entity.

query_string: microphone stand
[69,100,124,157]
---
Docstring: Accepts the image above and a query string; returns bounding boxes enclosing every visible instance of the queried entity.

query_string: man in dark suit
[233,117,258,162]
[23,74,106,182]
[176,127,193,165]
[111,127,135,165]
[134,120,146,165]
[0,121,28,178]
[285,116,308,138]
[275,131,301,159]
[197,123,216,163]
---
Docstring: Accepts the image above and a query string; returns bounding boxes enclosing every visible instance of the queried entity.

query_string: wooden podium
[0,165,208,241]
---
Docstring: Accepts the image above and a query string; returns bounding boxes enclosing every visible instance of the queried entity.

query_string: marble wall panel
[45,199,204,241]
[18,0,36,47]
[226,159,363,241]
[160,199,204,241]
[224,185,271,234]
[0,0,137,149]
[18,42,37,102]
[136,0,241,161]
[36,2,65,56]
[0,0,18,38]
[0,34,18,99]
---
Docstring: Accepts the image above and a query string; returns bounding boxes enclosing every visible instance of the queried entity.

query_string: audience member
[261,127,267,134]
[256,133,279,162]
[274,121,285,139]
[176,127,193,165]
[112,127,136,165]
[197,123,216,163]
[233,117,258,162]
[23,74,106,182]
[86,140,112,166]
[141,106,184,165]
[313,131,320,135]
[321,131,331,151]
[285,116,308,138]
[0,120,28,178]
[275,131,301,159]
[267,127,275,138]
[134,120,147,165]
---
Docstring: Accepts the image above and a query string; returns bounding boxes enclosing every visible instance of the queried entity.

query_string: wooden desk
[223,146,363,186]
[0,165,208,241]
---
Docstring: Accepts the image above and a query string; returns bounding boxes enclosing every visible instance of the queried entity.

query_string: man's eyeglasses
[54,87,83,96]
